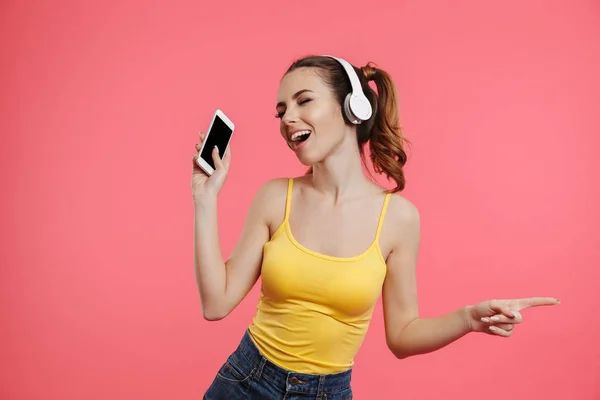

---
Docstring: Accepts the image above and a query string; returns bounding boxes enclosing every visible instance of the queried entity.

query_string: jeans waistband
[237,329,352,395]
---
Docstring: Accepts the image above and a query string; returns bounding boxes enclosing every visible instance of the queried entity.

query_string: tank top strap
[284,177,294,222]
[375,192,392,242]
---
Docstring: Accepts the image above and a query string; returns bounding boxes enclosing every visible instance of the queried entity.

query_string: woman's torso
[248,176,393,374]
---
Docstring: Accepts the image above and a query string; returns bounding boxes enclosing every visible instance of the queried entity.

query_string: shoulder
[249,177,292,228]
[250,177,289,212]
[382,193,421,251]
[257,174,313,198]
[255,177,290,199]
[386,193,420,229]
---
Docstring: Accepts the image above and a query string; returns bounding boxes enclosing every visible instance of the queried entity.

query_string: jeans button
[290,377,300,384]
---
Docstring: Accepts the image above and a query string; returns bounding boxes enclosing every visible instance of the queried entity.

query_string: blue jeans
[204,329,353,399]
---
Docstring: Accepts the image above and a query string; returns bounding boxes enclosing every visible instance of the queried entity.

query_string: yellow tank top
[248,178,390,374]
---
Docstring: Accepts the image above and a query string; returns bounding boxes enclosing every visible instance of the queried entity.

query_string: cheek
[307,103,341,128]
[318,108,345,136]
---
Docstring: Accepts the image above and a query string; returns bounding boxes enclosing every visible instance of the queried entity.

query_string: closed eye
[274,98,313,119]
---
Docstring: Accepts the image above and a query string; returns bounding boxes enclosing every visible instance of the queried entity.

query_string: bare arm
[194,179,284,320]
[382,197,472,359]
[382,197,560,359]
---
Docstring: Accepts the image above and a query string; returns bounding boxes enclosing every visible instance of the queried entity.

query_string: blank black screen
[200,116,233,170]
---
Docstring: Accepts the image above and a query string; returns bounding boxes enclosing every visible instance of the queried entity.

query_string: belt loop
[254,357,267,380]
[316,374,326,398]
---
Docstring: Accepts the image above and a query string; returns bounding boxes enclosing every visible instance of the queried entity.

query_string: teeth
[291,130,311,141]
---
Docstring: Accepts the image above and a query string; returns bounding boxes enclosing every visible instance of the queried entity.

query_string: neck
[310,135,372,202]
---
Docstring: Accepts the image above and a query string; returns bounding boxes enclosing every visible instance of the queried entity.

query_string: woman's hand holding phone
[192,131,231,202]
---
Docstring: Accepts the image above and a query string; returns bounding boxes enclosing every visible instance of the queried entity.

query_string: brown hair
[285,55,410,192]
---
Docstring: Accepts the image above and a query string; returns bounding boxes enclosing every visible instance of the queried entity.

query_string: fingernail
[481,317,490,323]
[490,316,500,322]
[214,145,219,154]
[489,326,497,332]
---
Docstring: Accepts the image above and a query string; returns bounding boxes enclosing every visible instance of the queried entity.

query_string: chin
[295,152,321,167]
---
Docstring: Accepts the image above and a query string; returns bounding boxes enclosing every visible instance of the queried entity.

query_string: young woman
[192,55,559,400]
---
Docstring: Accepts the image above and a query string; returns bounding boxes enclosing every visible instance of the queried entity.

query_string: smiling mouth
[289,130,311,143]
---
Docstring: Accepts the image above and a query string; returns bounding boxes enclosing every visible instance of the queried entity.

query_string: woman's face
[276,67,348,166]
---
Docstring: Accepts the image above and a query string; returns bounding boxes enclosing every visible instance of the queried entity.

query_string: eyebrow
[276,89,314,109]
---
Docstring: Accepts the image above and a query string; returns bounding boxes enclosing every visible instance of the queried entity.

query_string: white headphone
[323,55,373,124]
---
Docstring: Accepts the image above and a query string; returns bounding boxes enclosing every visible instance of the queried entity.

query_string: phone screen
[200,116,233,170]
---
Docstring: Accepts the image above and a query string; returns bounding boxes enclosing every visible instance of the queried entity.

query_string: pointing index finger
[516,297,560,310]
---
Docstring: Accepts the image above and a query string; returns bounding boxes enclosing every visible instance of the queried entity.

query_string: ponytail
[360,63,409,193]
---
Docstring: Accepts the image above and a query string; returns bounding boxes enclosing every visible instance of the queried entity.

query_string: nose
[281,108,298,125]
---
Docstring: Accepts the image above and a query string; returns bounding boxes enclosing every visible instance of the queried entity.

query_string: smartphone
[196,109,235,176]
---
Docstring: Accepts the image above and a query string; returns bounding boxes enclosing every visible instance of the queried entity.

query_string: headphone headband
[322,55,373,124]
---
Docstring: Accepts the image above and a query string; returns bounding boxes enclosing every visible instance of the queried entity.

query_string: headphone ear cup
[349,93,373,121]
[344,94,361,125]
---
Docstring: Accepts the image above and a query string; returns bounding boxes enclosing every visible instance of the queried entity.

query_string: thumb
[222,145,232,168]
[211,146,226,173]
[489,300,516,318]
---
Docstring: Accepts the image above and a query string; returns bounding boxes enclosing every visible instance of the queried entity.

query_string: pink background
[1,0,599,399]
